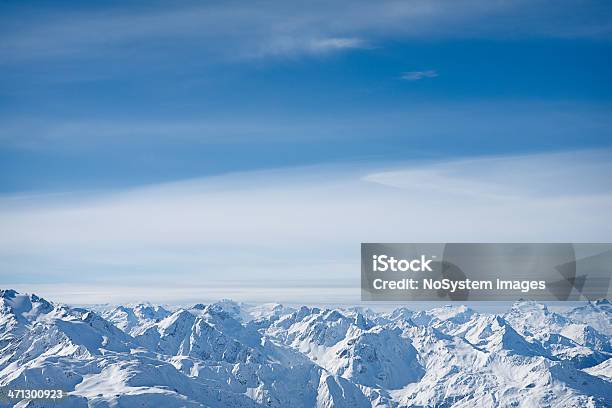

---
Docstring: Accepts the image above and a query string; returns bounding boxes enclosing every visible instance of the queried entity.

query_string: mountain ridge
[0,289,610,407]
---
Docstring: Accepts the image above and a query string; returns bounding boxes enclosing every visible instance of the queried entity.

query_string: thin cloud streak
[401,70,438,81]
[2,102,611,151]
[1,1,611,63]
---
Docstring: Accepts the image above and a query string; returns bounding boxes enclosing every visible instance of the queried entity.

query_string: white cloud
[1,150,611,303]
[401,70,438,81]
[249,36,368,58]
[309,37,367,52]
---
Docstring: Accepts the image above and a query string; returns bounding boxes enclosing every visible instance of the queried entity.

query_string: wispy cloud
[3,102,610,151]
[401,70,438,81]
[309,37,367,52]
[1,1,610,63]
[249,36,368,58]
[1,150,611,303]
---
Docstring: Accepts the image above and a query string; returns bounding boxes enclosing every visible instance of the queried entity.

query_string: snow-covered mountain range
[0,289,610,407]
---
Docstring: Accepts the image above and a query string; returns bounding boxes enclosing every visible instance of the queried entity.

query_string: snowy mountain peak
[0,289,18,299]
[0,289,54,323]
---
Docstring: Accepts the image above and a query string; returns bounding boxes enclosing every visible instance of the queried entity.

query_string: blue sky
[1,0,612,192]
[1,1,612,303]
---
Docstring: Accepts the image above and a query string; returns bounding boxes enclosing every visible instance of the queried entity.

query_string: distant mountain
[565,299,612,336]
[0,289,610,407]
